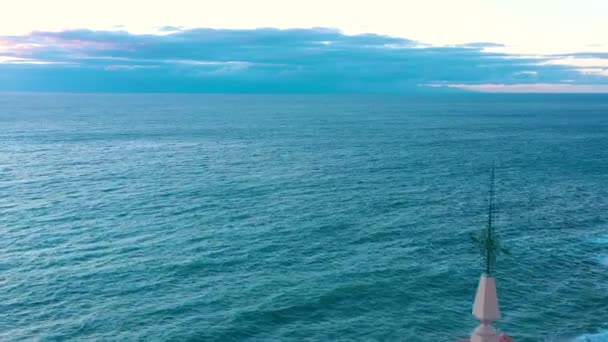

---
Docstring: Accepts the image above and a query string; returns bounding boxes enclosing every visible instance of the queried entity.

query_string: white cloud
[541,57,608,68]
[104,64,159,70]
[170,60,253,67]
[0,55,70,64]
[427,83,608,93]
[514,71,538,76]
[577,68,608,77]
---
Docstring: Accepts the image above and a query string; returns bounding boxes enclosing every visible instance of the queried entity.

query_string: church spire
[470,166,504,342]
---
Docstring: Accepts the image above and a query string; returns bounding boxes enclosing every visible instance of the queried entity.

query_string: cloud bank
[1,27,607,93]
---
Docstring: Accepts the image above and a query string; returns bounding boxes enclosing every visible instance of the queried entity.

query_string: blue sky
[1,0,608,93]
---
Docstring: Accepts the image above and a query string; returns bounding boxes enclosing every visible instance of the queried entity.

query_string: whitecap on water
[573,330,608,342]
[597,255,608,267]
[587,235,608,245]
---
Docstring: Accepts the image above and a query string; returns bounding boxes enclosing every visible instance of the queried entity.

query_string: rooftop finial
[469,164,510,342]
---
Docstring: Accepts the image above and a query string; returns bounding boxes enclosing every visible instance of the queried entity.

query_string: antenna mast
[486,166,495,275]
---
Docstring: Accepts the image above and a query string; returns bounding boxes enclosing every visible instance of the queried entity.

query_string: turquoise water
[1,94,607,341]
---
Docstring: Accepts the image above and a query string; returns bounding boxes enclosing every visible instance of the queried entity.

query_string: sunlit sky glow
[1,0,607,93]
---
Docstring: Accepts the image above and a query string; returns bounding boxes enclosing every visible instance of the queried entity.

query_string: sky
[1,0,607,93]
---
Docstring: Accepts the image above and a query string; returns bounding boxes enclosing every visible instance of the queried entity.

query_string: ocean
[0,93,607,341]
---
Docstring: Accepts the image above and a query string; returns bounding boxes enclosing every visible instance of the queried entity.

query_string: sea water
[1,93,607,341]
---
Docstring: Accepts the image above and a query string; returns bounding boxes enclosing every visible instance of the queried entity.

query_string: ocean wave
[588,235,608,245]
[573,330,608,342]
[597,255,608,267]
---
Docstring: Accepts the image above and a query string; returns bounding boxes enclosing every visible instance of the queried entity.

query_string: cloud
[514,70,538,76]
[157,26,184,32]
[0,27,607,93]
[0,56,70,64]
[456,42,506,49]
[577,68,608,77]
[429,83,608,93]
[104,64,159,71]
[540,57,608,68]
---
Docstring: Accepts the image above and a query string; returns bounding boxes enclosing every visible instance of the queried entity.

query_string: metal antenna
[485,165,496,275]
[471,165,504,276]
